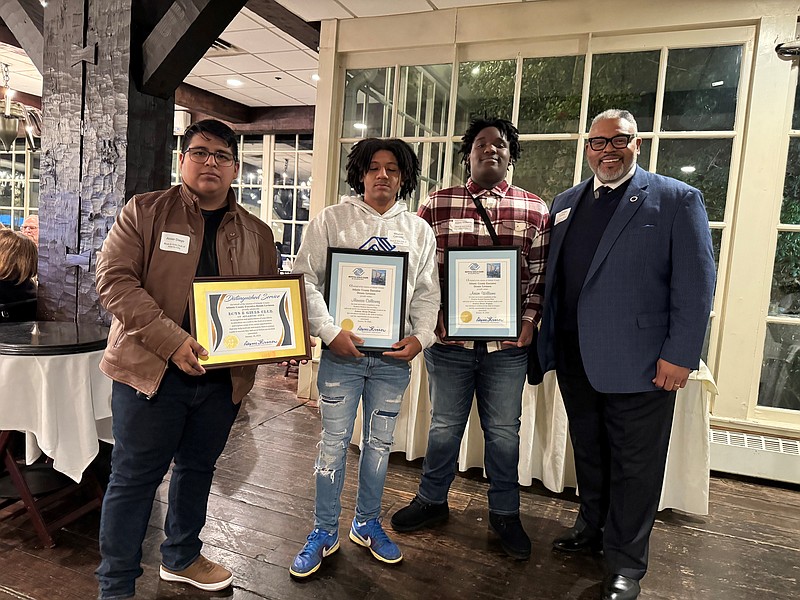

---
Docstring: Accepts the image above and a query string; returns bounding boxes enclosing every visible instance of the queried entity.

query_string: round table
[0,321,109,355]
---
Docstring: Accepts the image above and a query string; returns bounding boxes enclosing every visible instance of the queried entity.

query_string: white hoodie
[293,196,440,349]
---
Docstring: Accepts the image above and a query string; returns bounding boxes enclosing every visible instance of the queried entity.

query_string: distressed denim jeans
[313,349,410,531]
[418,343,527,514]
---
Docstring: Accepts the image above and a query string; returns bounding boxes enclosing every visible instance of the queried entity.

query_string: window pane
[31,152,39,179]
[770,232,800,317]
[454,60,515,136]
[515,140,577,207]
[409,141,447,211]
[274,153,296,186]
[588,51,659,132]
[298,134,313,151]
[710,227,722,271]
[780,137,800,224]
[11,181,22,208]
[273,189,295,221]
[242,136,263,153]
[398,64,451,137]
[241,155,263,187]
[0,208,10,227]
[240,186,261,218]
[662,46,742,132]
[581,138,652,180]
[656,138,731,222]
[339,143,355,199]
[519,55,585,134]
[297,154,312,188]
[759,323,800,411]
[297,186,310,221]
[792,67,800,131]
[450,143,468,188]
[293,223,304,254]
[342,68,394,138]
[275,134,296,152]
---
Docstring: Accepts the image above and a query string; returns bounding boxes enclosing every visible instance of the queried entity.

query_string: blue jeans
[314,350,410,531]
[418,343,527,514]
[96,367,239,599]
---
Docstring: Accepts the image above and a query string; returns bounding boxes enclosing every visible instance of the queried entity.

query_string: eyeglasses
[184,148,236,167]
[587,134,635,152]
[21,225,38,231]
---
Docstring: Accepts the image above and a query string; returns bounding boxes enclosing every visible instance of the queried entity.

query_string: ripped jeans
[313,349,410,531]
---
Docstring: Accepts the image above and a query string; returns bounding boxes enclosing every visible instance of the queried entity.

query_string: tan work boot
[159,555,233,591]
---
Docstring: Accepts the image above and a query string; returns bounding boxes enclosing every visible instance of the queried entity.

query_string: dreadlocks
[459,117,521,174]
[345,138,420,199]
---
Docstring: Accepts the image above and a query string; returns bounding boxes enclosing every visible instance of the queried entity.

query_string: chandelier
[0,63,42,151]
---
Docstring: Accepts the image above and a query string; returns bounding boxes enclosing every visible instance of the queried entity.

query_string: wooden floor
[1,364,799,600]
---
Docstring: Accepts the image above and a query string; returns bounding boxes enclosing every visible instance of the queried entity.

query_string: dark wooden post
[4,0,246,323]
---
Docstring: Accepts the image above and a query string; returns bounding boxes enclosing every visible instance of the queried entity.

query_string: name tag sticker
[388,230,409,247]
[449,219,474,233]
[159,232,190,254]
[554,208,571,226]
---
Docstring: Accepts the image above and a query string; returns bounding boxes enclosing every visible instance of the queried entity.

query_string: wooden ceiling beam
[175,83,250,123]
[0,0,43,73]
[245,0,320,52]
[141,0,247,98]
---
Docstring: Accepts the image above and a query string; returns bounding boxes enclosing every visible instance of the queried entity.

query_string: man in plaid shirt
[391,117,550,560]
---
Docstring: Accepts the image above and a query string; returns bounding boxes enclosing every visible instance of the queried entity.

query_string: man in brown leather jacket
[94,119,276,599]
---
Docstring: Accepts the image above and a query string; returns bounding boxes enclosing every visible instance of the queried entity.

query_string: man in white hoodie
[289,138,439,578]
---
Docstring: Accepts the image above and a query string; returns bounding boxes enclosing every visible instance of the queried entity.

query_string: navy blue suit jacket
[537,166,716,393]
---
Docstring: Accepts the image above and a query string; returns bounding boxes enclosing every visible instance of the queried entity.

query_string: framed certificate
[190,275,312,368]
[444,246,521,341]
[324,248,409,351]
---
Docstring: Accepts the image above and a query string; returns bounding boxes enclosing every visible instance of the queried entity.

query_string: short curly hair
[459,117,521,175]
[345,138,420,199]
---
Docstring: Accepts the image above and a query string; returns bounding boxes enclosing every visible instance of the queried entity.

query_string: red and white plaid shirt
[417,178,550,324]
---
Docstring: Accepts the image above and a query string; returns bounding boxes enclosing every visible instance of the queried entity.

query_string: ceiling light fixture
[0,63,42,151]
[226,78,243,87]
[311,74,320,82]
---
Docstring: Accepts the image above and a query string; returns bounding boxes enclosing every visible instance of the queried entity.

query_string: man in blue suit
[538,109,715,600]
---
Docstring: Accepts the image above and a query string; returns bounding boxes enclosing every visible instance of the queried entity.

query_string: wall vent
[709,429,800,455]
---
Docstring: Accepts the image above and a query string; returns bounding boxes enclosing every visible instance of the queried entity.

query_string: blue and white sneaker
[349,517,403,564]
[289,528,340,577]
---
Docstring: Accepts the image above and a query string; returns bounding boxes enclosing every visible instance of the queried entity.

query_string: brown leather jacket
[96,185,277,402]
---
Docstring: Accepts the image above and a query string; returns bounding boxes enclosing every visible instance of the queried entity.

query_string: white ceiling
[0,1,544,108]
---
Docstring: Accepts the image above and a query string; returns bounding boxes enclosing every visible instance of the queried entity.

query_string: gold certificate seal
[460,311,473,323]
[341,318,354,331]
[223,334,239,349]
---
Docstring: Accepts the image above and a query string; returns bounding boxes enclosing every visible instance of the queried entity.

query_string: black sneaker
[489,512,531,560]
[390,496,449,532]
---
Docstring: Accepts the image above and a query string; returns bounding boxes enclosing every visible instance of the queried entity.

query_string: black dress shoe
[601,574,640,600]
[489,512,531,560]
[552,525,603,554]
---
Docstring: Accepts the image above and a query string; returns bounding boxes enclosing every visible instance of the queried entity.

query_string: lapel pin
[629,195,638,203]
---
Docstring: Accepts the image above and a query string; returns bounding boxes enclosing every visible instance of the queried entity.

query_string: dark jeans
[418,343,527,514]
[96,367,239,599]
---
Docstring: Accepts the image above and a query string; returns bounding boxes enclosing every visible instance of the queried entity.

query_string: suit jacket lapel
[584,167,650,285]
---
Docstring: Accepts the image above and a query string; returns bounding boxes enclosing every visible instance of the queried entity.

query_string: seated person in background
[0,228,37,321]
[20,214,39,247]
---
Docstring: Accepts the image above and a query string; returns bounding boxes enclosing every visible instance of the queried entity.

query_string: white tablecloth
[352,355,717,515]
[0,349,113,482]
